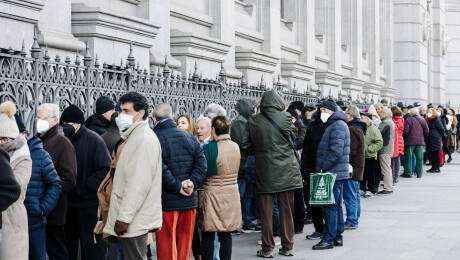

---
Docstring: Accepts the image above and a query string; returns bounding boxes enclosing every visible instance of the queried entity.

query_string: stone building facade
[0,0,458,108]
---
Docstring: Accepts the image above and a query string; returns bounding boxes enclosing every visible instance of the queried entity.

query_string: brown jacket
[349,120,366,181]
[198,135,242,232]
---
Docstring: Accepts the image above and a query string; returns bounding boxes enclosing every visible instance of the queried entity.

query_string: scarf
[203,140,218,175]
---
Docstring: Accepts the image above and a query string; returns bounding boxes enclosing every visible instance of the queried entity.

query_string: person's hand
[114,220,129,236]
[180,180,194,196]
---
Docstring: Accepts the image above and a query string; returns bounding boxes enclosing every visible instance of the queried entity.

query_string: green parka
[241,90,303,194]
[365,122,383,159]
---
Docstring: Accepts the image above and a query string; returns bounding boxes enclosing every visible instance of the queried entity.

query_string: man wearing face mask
[36,103,77,260]
[313,100,350,250]
[103,92,163,260]
[85,96,116,135]
[60,105,111,260]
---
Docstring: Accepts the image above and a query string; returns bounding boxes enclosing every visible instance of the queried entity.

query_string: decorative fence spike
[30,24,41,59]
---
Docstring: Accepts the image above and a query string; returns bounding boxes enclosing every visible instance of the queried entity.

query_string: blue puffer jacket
[153,119,207,211]
[316,111,351,181]
[25,137,62,231]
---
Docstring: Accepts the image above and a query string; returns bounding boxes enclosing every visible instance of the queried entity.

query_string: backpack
[94,139,126,242]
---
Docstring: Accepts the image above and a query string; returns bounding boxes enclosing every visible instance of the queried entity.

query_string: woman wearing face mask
[426,108,445,173]
[0,101,32,260]
[176,115,195,135]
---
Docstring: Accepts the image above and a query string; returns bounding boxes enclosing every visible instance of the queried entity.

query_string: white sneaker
[360,190,365,196]
[364,191,374,198]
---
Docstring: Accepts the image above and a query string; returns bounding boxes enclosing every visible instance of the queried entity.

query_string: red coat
[393,116,405,157]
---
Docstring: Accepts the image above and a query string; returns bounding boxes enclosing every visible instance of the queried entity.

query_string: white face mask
[118,113,135,130]
[372,117,381,127]
[36,119,50,134]
[427,113,433,118]
[320,113,331,123]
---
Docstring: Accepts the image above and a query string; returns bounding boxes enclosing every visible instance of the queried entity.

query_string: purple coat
[403,115,429,146]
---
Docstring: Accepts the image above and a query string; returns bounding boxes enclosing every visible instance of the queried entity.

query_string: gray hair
[348,105,360,119]
[382,108,393,118]
[204,103,226,118]
[37,103,60,119]
[409,107,420,116]
[153,103,173,120]
[196,116,211,127]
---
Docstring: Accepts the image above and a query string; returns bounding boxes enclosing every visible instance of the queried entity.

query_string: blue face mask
[118,113,135,130]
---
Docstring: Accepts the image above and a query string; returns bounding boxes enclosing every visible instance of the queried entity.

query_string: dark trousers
[65,206,106,260]
[361,158,378,193]
[46,225,69,260]
[201,232,231,260]
[323,180,345,244]
[192,213,201,257]
[293,188,305,233]
[259,191,294,252]
[29,226,46,260]
[305,172,324,233]
[392,156,400,183]
[429,151,441,170]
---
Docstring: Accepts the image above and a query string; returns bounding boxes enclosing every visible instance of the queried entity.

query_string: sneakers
[427,168,440,173]
[279,248,294,257]
[344,223,358,230]
[312,240,334,250]
[359,190,365,196]
[306,232,323,240]
[363,191,374,198]
[243,224,261,233]
[256,249,274,258]
[377,190,393,195]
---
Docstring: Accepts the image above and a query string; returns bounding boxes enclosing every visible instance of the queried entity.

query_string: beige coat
[103,120,163,238]
[1,142,32,260]
[198,134,242,232]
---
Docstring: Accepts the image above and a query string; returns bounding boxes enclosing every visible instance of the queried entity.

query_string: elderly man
[153,103,207,260]
[377,108,395,194]
[60,105,111,260]
[242,90,303,257]
[103,92,163,260]
[343,106,366,229]
[402,107,429,178]
[313,100,350,250]
[196,117,212,147]
[36,103,77,260]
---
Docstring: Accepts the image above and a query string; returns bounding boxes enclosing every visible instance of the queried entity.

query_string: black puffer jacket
[300,113,327,179]
[426,117,445,152]
[85,114,110,135]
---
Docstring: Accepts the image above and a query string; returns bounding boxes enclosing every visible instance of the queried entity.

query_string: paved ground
[230,153,460,260]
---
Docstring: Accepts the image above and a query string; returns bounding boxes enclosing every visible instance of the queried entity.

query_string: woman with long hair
[426,108,445,173]
[176,114,195,135]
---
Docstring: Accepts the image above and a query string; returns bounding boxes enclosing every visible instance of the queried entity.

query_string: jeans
[65,206,106,260]
[404,145,424,176]
[29,226,46,260]
[202,232,232,260]
[343,179,360,226]
[238,156,255,226]
[273,196,280,237]
[323,180,345,244]
[392,156,400,183]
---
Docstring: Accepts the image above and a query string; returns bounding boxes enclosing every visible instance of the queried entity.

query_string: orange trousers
[156,209,196,260]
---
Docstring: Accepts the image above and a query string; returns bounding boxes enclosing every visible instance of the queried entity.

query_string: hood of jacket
[236,98,256,118]
[85,114,110,131]
[350,119,367,135]
[326,110,348,126]
[260,90,285,112]
[27,136,44,153]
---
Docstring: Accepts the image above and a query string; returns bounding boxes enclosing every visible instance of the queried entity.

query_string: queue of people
[0,91,459,260]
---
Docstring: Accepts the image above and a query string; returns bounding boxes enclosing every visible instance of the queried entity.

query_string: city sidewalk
[231,153,460,260]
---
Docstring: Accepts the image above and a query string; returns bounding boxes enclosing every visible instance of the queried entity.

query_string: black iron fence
[0,29,370,133]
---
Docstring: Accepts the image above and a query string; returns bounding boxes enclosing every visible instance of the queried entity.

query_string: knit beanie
[95,96,115,115]
[319,99,338,112]
[60,105,85,125]
[0,101,20,138]
[367,105,379,118]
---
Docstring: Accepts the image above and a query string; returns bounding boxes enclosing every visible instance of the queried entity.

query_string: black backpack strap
[261,112,297,152]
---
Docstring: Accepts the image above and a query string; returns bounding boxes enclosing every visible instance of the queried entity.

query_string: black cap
[413,102,421,107]
[360,112,373,120]
[381,98,388,104]
[95,96,115,115]
[290,101,304,111]
[60,105,85,125]
[407,105,414,109]
[397,102,404,109]
[319,99,338,112]
[287,107,298,119]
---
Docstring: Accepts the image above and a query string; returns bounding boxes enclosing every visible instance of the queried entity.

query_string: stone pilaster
[445,0,460,109]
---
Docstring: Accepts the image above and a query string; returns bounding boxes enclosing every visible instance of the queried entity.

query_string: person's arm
[86,139,111,192]
[367,128,383,155]
[161,149,182,194]
[240,119,254,156]
[403,119,411,139]
[380,125,391,147]
[57,138,77,192]
[39,151,62,216]
[323,124,347,170]
[189,140,207,188]
[0,149,20,212]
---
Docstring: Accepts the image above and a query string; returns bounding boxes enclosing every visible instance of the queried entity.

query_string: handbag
[261,112,299,162]
[309,172,337,206]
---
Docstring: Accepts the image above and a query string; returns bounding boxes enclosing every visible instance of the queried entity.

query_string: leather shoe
[334,238,343,247]
[312,240,334,250]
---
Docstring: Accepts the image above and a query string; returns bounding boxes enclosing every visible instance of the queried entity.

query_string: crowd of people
[0,90,459,260]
